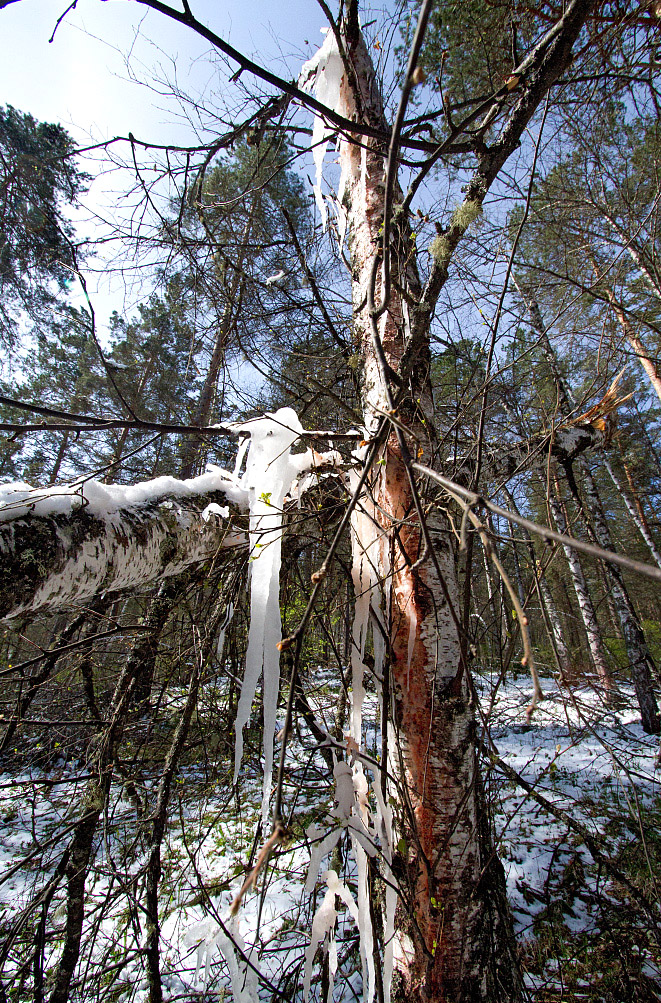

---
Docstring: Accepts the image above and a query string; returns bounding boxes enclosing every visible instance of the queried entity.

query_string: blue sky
[0,0,331,329]
[1,1,327,144]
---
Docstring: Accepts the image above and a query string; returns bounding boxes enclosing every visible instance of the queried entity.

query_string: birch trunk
[337,3,592,994]
[0,485,243,620]
[516,283,659,729]
[341,24,520,1003]
[574,458,660,732]
[602,453,661,571]
[547,483,612,691]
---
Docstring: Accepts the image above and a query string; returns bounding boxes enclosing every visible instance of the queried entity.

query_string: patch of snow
[265,269,286,287]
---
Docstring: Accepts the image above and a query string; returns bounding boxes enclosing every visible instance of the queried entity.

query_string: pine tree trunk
[609,292,661,404]
[179,205,257,478]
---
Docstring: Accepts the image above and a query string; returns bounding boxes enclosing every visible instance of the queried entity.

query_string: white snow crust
[0,469,246,525]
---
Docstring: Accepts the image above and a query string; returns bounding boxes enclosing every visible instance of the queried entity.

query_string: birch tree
[1,2,660,1002]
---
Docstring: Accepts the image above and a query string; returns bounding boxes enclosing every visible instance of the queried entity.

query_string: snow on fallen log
[0,470,248,620]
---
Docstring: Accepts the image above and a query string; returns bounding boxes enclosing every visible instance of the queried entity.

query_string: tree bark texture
[602,453,661,571]
[573,458,660,732]
[0,488,244,620]
[338,3,594,995]
[518,283,660,729]
[547,484,612,689]
[340,22,525,1002]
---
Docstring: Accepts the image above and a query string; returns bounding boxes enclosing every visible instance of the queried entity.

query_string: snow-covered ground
[0,670,659,1000]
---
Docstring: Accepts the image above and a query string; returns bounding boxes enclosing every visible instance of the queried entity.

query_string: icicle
[304,870,361,1003]
[231,408,303,824]
[299,29,355,235]
[333,759,355,819]
[303,871,339,1002]
[350,833,375,1003]
[232,435,250,482]
[186,914,260,1002]
[349,476,382,745]
[305,824,343,894]
[216,601,234,667]
[214,917,259,1003]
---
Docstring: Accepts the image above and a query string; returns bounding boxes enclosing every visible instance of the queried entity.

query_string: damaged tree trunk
[335,2,593,998]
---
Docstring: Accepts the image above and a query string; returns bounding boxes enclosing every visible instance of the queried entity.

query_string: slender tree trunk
[47,574,185,1003]
[547,481,612,690]
[104,356,156,479]
[536,562,572,679]
[180,205,257,478]
[603,452,661,571]
[595,276,661,404]
[501,488,572,680]
[48,432,70,486]
[571,457,660,732]
[145,631,202,1002]
[340,21,522,1001]
[0,613,87,755]
[517,282,659,729]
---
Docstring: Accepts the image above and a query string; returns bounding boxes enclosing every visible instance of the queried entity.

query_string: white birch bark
[602,454,661,571]
[547,485,612,689]
[0,487,244,620]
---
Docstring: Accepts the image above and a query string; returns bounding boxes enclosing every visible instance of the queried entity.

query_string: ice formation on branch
[185,914,259,1003]
[304,757,380,1002]
[299,29,354,237]
[231,408,310,823]
[303,869,361,1003]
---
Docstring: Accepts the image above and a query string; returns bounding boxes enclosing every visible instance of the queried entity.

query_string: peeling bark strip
[0,491,244,620]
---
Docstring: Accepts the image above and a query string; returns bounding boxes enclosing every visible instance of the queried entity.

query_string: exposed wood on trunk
[338,4,593,996]
[609,288,661,404]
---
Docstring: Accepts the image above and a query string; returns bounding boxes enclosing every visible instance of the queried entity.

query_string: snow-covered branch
[0,472,247,620]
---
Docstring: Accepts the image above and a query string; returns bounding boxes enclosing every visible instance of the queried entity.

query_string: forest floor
[0,669,660,1002]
